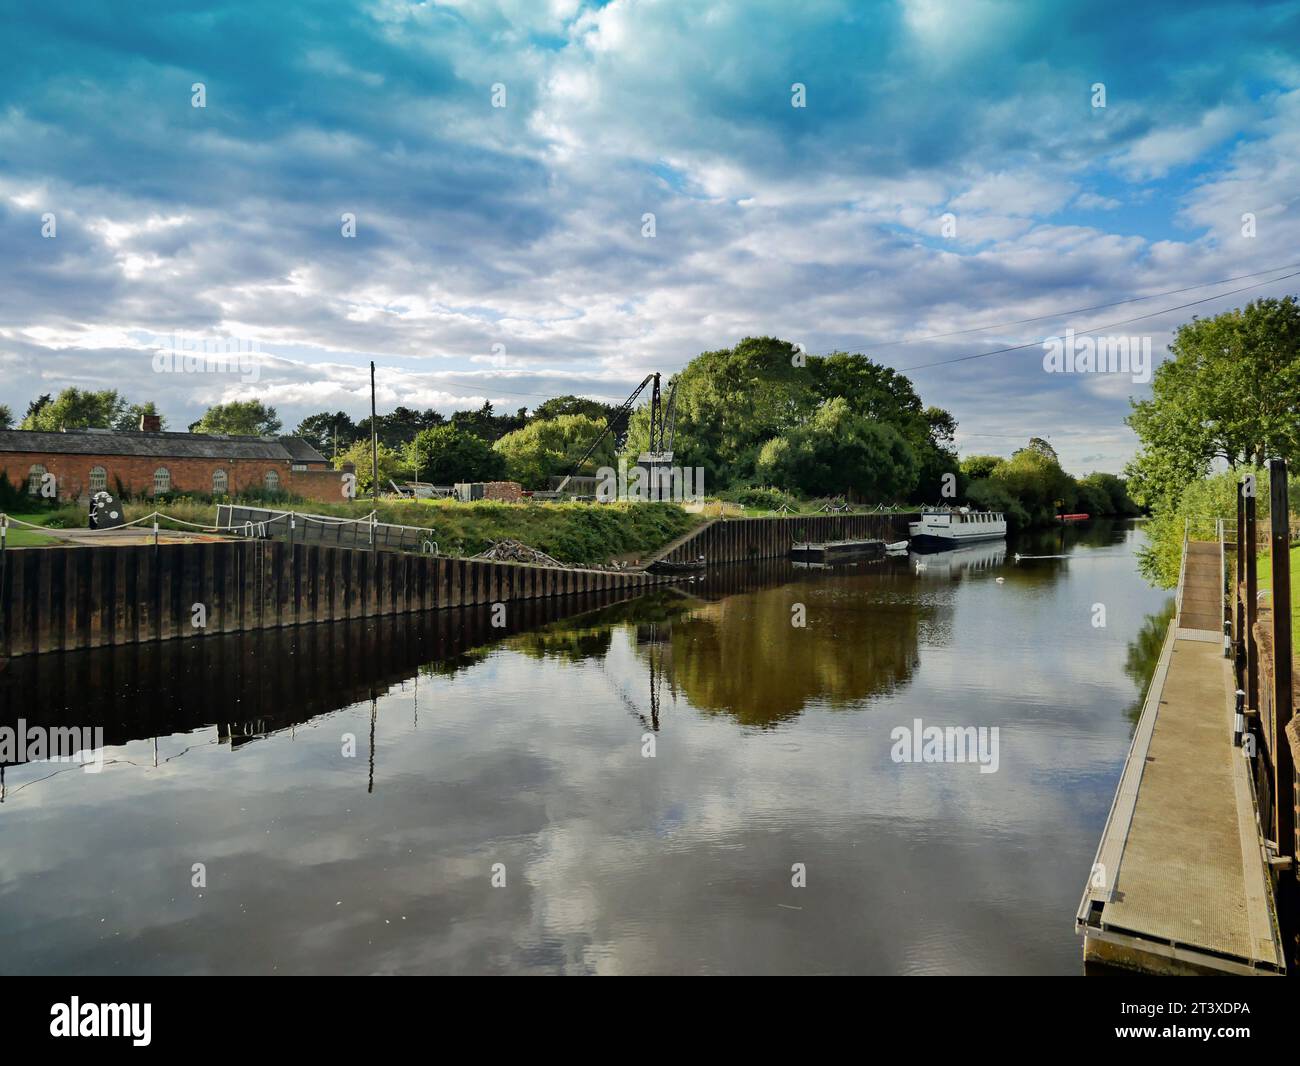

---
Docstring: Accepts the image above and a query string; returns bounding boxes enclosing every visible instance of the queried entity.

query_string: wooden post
[1236,482,1246,662]
[1267,458,1293,861]
[1247,487,1260,714]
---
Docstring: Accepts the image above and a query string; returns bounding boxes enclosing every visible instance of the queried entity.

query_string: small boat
[1057,513,1089,522]
[885,540,909,553]
[908,508,1006,549]
[790,538,885,563]
[646,555,707,575]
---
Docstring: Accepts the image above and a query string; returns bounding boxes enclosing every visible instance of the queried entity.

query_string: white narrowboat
[908,508,1007,549]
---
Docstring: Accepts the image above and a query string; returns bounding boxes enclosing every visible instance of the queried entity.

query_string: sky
[3,0,1299,474]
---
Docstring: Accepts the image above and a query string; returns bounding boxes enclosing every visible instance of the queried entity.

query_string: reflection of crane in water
[595,622,676,732]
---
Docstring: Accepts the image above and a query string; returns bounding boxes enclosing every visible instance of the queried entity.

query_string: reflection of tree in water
[659,573,927,728]
[1121,599,1176,731]
[503,591,696,665]
[508,625,614,663]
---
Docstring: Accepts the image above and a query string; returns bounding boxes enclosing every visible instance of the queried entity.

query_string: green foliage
[295,411,358,455]
[530,395,616,423]
[720,485,798,511]
[334,439,409,494]
[620,337,955,500]
[965,478,1030,528]
[983,445,1076,525]
[20,387,126,431]
[115,401,167,431]
[449,401,528,443]
[1126,296,1300,508]
[1078,471,1139,516]
[356,406,444,450]
[0,403,12,430]
[189,399,281,436]
[960,454,1001,481]
[407,424,508,485]
[755,397,919,499]
[1136,468,1264,588]
[493,413,614,487]
[0,470,28,510]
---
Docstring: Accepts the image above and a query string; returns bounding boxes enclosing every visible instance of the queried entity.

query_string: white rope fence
[0,508,386,547]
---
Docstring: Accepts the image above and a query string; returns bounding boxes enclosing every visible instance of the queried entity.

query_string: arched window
[89,466,107,492]
[264,470,280,492]
[212,468,228,495]
[27,464,46,495]
[153,467,171,495]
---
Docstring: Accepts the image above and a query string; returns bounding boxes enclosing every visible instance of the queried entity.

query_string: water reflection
[0,520,1172,975]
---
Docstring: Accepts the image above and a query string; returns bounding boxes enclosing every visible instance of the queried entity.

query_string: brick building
[0,418,349,504]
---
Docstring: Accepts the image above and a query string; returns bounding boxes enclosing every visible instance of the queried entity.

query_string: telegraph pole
[370,361,379,506]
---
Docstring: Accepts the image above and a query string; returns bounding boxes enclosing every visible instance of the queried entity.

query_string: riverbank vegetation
[1127,296,1300,588]
[22,495,701,566]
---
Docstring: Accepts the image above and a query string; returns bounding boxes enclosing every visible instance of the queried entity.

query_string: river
[0,518,1173,974]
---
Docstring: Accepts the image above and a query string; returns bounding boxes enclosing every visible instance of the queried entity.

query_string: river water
[0,518,1173,975]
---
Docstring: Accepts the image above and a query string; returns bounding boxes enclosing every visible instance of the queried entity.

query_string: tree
[189,400,282,436]
[494,414,614,487]
[960,455,1002,481]
[988,446,1076,523]
[24,394,51,424]
[20,388,126,431]
[623,337,818,488]
[0,404,12,430]
[755,397,919,500]
[449,401,527,443]
[333,439,408,495]
[1126,296,1300,508]
[115,402,167,431]
[530,395,617,424]
[407,424,508,485]
[356,406,444,450]
[295,411,358,456]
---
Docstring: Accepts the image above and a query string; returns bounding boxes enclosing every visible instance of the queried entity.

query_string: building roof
[0,428,329,464]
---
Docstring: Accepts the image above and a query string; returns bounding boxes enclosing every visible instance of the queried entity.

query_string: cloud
[1,0,1297,472]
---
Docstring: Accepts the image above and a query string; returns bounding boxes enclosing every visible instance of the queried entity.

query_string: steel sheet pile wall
[0,540,666,657]
[654,513,918,565]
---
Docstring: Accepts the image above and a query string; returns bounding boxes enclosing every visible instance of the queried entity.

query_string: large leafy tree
[620,339,955,497]
[494,413,614,487]
[357,406,444,450]
[755,397,919,500]
[189,399,282,436]
[333,439,408,495]
[1126,295,1300,507]
[295,411,358,456]
[530,395,616,423]
[20,388,127,431]
[449,401,528,443]
[0,403,12,429]
[623,337,818,487]
[408,424,508,485]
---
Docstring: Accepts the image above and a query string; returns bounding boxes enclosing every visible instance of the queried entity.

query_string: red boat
[1057,513,1089,522]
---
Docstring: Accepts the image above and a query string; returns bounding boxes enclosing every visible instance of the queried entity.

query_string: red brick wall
[0,451,346,504]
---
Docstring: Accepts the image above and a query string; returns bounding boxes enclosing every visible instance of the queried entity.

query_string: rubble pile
[474,538,567,567]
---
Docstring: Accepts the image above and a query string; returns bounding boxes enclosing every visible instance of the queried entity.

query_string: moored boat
[908,508,1006,549]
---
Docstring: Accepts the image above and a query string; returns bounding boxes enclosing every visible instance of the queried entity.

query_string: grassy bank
[23,496,703,566]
